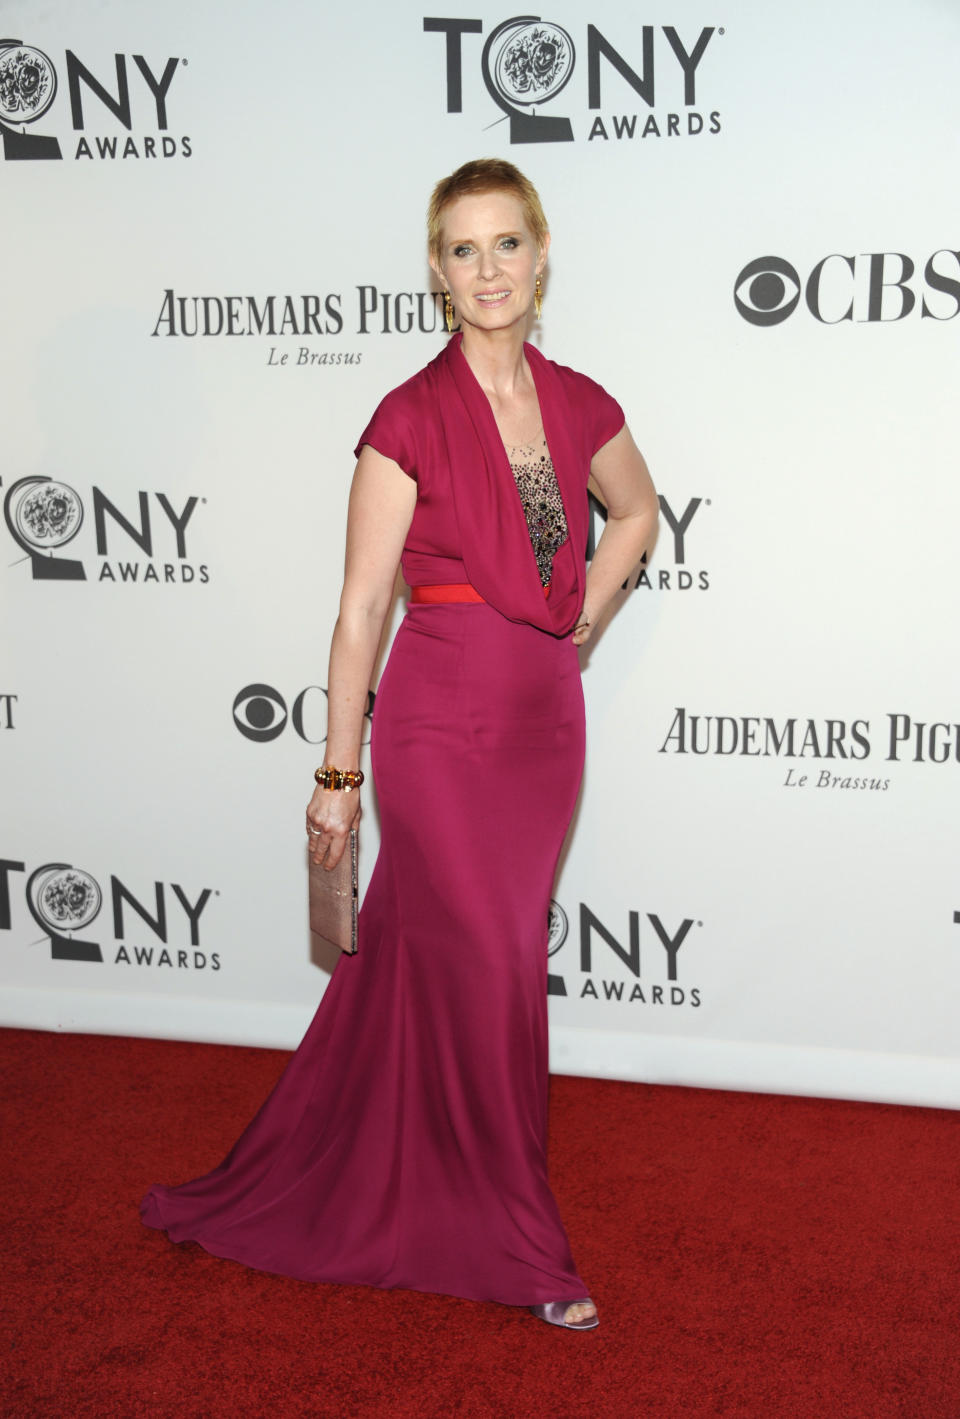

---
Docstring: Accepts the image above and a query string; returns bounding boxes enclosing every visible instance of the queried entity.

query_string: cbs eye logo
[232,684,375,745]
[733,256,801,326]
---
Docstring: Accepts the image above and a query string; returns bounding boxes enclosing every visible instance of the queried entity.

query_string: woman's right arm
[306,446,417,866]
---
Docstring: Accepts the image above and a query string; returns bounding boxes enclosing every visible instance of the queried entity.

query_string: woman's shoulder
[371,345,449,416]
[355,348,447,470]
[527,345,626,452]
[526,343,617,405]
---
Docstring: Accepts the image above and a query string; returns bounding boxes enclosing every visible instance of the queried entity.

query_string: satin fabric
[409,582,486,604]
[354,332,624,635]
[140,607,588,1303]
[409,583,551,603]
[440,332,585,636]
[141,338,623,1305]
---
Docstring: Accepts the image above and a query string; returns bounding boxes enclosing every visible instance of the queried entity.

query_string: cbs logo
[734,250,960,326]
[232,684,375,745]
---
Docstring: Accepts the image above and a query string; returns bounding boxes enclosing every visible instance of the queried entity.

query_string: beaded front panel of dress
[507,435,569,588]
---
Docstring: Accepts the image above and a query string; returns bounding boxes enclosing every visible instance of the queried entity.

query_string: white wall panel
[2,0,958,1106]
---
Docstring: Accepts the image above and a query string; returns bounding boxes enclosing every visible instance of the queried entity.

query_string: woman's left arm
[575,424,659,646]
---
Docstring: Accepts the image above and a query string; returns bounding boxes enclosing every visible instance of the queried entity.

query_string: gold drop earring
[534,273,543,320]
[444,290,455,333]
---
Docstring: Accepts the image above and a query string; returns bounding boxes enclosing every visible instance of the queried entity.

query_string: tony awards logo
[0,40,189,164]
[3,474,209,585]
[547,900,568,956]
[27,864,104,962]
[482,18,575,143]
[0,40,61,160]
[4,475,85,579]
[547,898,569,996]
[1,857,219,970]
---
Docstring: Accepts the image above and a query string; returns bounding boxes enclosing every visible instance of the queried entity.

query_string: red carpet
[2,1027,959,1418]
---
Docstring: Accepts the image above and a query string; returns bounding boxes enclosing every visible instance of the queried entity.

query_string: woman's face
[431,190,548,335]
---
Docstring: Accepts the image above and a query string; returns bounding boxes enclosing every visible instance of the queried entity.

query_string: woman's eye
[453,245,473,258]
[499,237,519,249]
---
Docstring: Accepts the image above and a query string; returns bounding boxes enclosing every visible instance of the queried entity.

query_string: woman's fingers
[317,836,346,870]
[305,793,361,866]
[309,824,349,869]
[306,817,360,868]
[308,832,336,868]
[571,612,592,646]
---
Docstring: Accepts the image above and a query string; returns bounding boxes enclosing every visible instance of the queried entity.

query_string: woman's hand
[306,785,362,870]
[571,612,594,647]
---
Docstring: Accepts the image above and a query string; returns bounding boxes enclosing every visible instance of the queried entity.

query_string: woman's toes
[565,1301,597,1324]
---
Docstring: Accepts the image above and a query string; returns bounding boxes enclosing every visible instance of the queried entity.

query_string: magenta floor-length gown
[140,335,624,1305]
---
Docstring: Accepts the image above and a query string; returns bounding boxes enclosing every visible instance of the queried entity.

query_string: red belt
[410,583,485,604]
[410,582,550,604]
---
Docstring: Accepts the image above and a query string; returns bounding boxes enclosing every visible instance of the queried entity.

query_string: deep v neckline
[454,342,567,527]
[465,357,549,469]
[438,333,587,635]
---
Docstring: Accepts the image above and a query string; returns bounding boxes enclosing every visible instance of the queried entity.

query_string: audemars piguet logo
[149,286,449,369]
[658,708,960,792]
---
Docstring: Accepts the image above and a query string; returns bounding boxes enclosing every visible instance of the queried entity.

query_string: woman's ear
[429,254,446,288]
[536,230,552,273]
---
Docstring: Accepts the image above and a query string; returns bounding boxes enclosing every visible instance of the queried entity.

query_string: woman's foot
[530,1299,599,1330]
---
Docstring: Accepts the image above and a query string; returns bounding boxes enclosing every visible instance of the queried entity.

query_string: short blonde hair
[427,158,549,263]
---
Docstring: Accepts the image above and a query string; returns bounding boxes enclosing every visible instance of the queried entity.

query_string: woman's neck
[458,323,531,401]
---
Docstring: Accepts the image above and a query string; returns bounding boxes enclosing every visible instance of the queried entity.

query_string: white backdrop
[2,0,959,1108]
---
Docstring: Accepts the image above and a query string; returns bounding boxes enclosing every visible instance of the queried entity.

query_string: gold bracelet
[314,766,365,792]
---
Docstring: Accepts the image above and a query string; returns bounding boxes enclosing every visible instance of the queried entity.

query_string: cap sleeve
[588,381,626,456]
[353,388,418,481]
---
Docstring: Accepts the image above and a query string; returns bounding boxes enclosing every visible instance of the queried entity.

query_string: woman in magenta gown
[141,159,659,1330]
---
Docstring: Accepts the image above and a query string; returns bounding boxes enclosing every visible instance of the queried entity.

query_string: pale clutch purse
[308,828,359,954]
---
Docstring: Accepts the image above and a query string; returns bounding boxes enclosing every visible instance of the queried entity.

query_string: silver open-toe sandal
[530,1299,599,1330]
